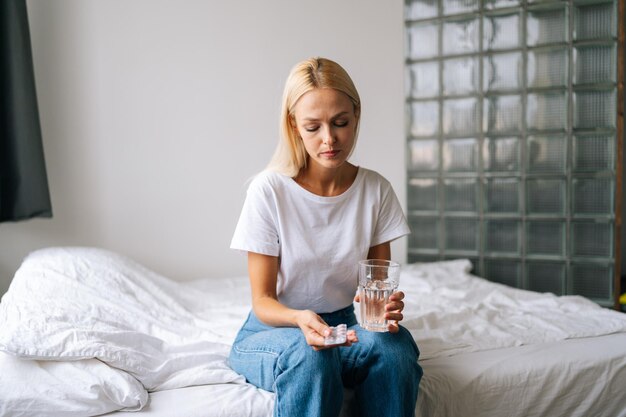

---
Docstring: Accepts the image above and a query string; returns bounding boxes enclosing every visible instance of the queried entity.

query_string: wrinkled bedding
[1,247,625,416]
[399,261,626,359]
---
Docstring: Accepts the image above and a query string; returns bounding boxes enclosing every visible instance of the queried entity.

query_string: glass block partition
[404,0,624,307]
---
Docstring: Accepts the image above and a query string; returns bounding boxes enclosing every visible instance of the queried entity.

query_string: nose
[322,125,337,145]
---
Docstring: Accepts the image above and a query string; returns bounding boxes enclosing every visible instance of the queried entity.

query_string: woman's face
[291,88,358,171]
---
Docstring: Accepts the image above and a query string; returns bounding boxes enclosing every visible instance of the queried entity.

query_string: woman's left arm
[366,242,390,260]
[365,242,405,334]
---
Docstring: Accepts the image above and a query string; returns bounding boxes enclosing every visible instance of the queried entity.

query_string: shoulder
[247,169,292,195]
[358,167,393,190]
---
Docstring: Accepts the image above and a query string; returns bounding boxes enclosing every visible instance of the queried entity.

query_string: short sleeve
[230,175,281,257]
[370,181,411,247]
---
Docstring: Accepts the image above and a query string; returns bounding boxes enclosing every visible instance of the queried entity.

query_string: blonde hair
[266,57,361,177]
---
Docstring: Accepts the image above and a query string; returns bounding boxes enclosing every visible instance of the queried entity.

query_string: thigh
[339,325,420,385]
[343,326,422,417]
[228,312,303,392]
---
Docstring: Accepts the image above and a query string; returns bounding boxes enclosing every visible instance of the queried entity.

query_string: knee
[364,327,422,378]
[365,326,418,357]
[392,326,420,361]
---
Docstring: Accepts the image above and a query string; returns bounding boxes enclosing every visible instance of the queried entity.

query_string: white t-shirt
[230,167,411,313]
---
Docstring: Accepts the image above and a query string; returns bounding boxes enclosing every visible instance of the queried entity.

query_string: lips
[320,150,340,158]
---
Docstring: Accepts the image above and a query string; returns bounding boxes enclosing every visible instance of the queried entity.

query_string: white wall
[0,0,406,295]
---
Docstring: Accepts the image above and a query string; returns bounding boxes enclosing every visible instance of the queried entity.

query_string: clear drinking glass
[358,259,400,332]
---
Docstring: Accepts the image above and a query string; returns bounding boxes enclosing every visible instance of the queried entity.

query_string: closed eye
[303,119,349,132]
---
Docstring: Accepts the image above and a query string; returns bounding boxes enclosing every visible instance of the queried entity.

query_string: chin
[317,159,347,169]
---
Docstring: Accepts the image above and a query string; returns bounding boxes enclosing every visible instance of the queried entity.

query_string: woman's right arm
[247,251,301,327]
[247,251,357,350]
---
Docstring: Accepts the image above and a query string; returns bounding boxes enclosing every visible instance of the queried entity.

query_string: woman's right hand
[295,310,358,351]
[246,253,358,350]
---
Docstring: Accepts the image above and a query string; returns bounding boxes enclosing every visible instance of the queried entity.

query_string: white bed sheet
[108,334,626,417]
[1,247,626,417]
[105,383,274,417]
[417,333,626,417]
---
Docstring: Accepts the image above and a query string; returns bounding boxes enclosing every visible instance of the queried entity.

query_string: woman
[229,57,422,417]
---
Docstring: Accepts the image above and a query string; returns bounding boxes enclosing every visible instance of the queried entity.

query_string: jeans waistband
[319,304,357,327]
[241,304,358,336]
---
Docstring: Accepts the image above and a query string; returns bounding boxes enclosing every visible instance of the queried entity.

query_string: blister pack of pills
[324,323,347,345]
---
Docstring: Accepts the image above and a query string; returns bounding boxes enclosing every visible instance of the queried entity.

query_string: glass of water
[357,259,400,332]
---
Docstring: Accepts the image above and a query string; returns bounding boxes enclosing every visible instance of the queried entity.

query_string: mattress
[416,333,626,417]
[108,383,275,417]
[1,247,625,417]
[106,333,626,417]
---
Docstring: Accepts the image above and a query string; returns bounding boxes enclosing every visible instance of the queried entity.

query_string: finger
[301,321,330,347]
[387,321,400,333]
[306,331,327,346]
[346,330,358,343]
[353,294,360,303]
[316,329,359,349]
[388,291,405,301]
[385,312,403,322]
[314,340,351,351]
[338,330,359,347]
[308,317,331,337]
[385,300,404,312]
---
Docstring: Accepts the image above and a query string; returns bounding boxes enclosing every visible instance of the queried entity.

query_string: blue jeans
[228,305,423,417]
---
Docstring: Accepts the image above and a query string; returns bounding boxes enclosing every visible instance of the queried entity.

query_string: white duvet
[399,261,626,359]
[1,247,625,416]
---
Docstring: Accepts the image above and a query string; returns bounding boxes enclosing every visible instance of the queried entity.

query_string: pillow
[0,351,147,417]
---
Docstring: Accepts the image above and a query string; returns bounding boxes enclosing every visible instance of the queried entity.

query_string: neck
[295,163,358,197]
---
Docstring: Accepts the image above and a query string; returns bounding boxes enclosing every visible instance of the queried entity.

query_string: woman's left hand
[384,291,405,333]
[353,290,405,333]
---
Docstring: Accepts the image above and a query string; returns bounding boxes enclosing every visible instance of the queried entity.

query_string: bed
[1,247,625,417]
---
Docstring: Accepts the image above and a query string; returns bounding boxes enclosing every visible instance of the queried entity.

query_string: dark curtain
[0,0,51,222]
